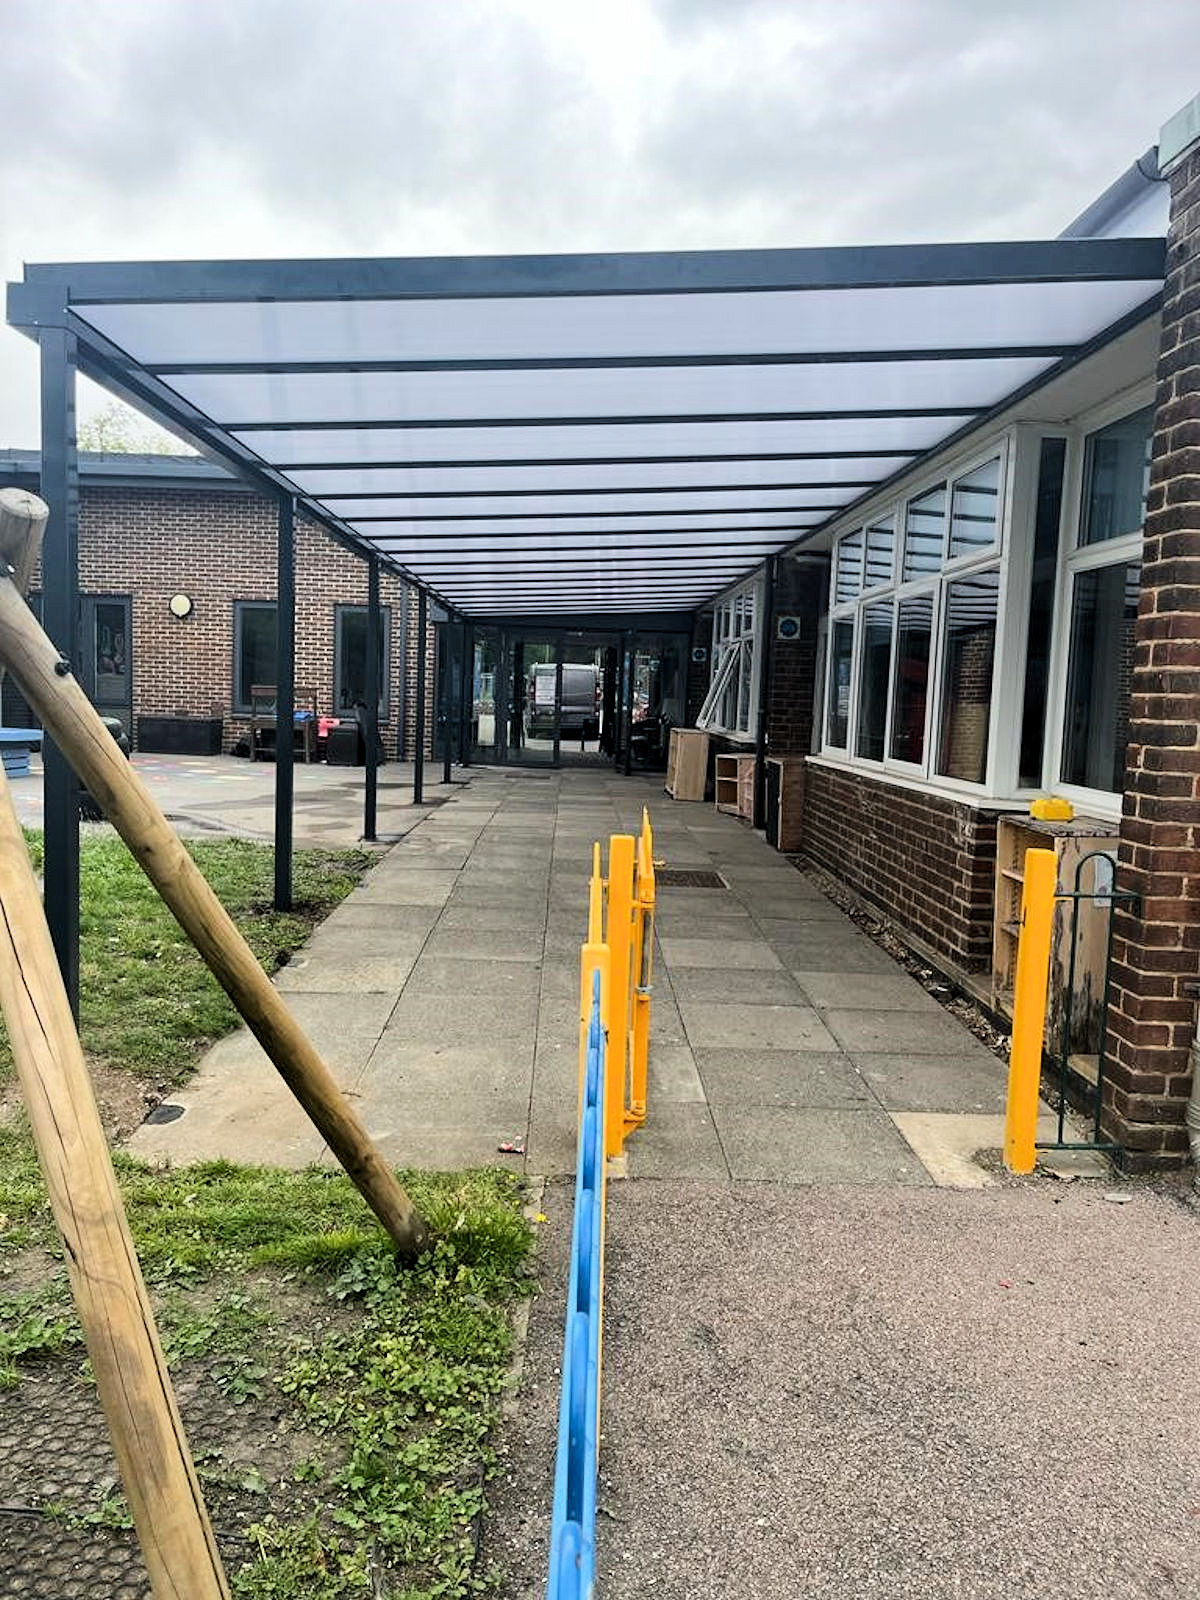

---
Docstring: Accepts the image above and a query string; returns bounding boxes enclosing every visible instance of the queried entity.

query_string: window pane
[936,570,999,784]
[1081,406,1153,546]
[336,606,390,716]
[835,530,863,602]
[903,485,946,579]
[855,602,892,761]
[826,619,853,748]
[1061,562,1140,792]
[890,593,933,763]
[93,600,129,700]
[237,604,277,712]
[1019,438,1066,786]
[864,516,895,588]
[949,456,1001,559]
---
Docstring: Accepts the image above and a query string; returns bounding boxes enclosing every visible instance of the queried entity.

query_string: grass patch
[0,832,371,1086]
[0,1128,534,1597]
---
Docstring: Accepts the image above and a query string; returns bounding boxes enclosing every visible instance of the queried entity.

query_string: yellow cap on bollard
[1030,796,1074,822]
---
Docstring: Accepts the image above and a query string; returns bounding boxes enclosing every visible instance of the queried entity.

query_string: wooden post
[0,560,431,1261]
[0,490,229,1597]
[0,766,231,1597]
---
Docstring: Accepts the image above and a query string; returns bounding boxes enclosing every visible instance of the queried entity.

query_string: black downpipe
[39,326,81,1016]
[364,554,380,842]
[753,555,777,830]
[274,495,295,911]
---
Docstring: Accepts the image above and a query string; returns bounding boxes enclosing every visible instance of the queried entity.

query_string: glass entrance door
[504,633,559,766]
[81,595,132,737]
[470,627,501,762]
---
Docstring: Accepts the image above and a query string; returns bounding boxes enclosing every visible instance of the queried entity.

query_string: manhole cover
[655,868,727,888]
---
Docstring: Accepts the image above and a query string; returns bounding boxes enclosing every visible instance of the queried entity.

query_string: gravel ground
[486,1177,1200,1600]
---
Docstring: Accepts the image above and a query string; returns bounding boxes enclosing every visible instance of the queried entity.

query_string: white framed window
[698,573,763,737]
[1049,402,1152,807]
[822,443,1007,789]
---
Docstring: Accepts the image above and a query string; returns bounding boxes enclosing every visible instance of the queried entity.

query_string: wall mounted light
[169,593,193,619]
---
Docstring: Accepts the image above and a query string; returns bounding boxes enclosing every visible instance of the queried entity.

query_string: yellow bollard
[605,835,636,1159]
[587,840,603,948]
[1004,848,1057,1174]
[628,809,655,1130]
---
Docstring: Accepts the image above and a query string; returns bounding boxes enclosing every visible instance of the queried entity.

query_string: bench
[0,727,43,778]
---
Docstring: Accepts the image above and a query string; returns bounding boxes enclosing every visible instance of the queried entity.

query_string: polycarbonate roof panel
[168,355,1054,426]
[9,239,1163,616]
[80,278,1153,363]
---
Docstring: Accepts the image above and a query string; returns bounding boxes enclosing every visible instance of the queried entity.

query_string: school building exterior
[5,93,1199,1172]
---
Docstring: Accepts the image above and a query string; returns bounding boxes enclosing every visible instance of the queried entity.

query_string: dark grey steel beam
[148,344,1071,375]
[345,502,848,523]
[413,588,427,806]
[316,479,878,499]
[11,235,1165,305]
[364,554,380,842]
[38,325,81,1016]
[358,522,820,542]
[273,450,918,471]
[274,495,295,911]
[229,406,982,433]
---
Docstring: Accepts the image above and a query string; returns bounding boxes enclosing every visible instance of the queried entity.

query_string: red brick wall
[799,762,999,971]
[1103,138,1200,1171]
[24,482,425,756]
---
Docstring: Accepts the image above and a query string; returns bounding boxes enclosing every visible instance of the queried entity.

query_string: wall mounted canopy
[7,238,1164,615]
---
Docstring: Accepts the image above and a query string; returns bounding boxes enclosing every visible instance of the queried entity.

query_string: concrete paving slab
[318,901,442,934]
[824,1007,996,1056]
[852,1050,1009,1112]
[403,955,544,999]
[886,1112,1055,1188]
[695,1048,873,1109]
[625,1103,729,1181]
[654,890,750,917]
[381,990,539,1045]
[660,938,783,970]
[793,970,943,1011]
[772,934,902,974]
[354,1119,531,1172]
[436,901,548,933]
[667,967,808,1006]
[447,882,548,910]
[752,898,850,924]
[353,870,459,905]
[193,990,399,1082]
[127,1054,324,1168]
[273,951,418,993]
[714,1103,932,1184]
[421,926,545,963]
[356,1041,531,1102]
[648,1042,707,1103]
[680,1001,839,1051]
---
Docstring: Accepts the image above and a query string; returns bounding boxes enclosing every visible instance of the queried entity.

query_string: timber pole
[0,489,230,1597]
[0,539,430,1261]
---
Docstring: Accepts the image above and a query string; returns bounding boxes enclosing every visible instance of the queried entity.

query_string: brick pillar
[765,555,827,758]
[1104,111,1200,1171]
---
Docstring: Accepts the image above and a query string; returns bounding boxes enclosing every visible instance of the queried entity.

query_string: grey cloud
[0,0,1197,445]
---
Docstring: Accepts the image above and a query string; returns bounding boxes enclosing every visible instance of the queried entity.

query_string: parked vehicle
[526,663,601,739]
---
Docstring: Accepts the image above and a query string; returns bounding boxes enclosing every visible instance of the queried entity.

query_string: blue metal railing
[547,967,605,1600]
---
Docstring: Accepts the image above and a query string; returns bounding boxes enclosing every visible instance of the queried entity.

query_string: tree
[77,399,196,456]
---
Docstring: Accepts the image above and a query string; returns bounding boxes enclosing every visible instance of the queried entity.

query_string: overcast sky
[1,0,1197,448]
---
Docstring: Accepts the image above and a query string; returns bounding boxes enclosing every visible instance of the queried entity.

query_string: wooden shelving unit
[992,815,1119,1055]
[665,727,709,801]
[715,753,756,817]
